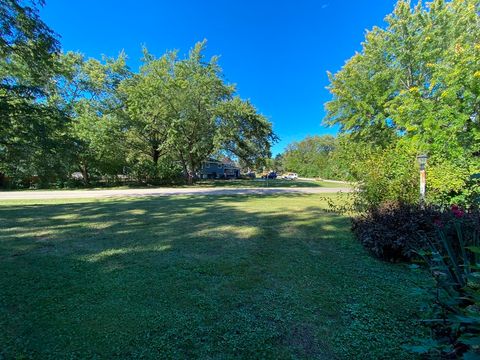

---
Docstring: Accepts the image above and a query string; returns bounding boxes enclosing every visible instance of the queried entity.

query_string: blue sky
[40,0,397,155]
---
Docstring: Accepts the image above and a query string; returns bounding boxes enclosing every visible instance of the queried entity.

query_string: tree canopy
[120,41,276,183]
[281,135,337,178]
[0,1,276,188]
[326,0,479,153]
[325,0,480,204]
[0,0,62,185]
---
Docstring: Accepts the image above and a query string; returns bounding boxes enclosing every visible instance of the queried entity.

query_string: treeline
[0,1,276,188]
[277,135,345,180]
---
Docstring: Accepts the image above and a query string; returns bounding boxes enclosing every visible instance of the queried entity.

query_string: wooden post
[419,167,426,203]
[417,154,428,205]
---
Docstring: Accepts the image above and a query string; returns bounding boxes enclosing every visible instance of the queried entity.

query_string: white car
[282,173,298,180]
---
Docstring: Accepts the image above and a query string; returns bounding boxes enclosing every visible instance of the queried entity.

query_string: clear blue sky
[40,0,397,155]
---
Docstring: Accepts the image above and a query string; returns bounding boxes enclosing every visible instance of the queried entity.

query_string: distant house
[199,158,240,179]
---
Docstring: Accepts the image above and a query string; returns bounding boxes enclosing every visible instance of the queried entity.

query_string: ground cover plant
[408,206,480,358]
[1,194,427,359]
[350,200,480,358]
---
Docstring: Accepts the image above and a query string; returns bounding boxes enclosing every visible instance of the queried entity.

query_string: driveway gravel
[0,186,351,200]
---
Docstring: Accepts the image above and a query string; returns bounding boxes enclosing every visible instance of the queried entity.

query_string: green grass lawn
[0,178,349,192]
[0,194,425,359]
[195,179,350,188]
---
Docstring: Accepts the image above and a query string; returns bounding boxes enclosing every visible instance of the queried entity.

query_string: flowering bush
[451,205,466,219]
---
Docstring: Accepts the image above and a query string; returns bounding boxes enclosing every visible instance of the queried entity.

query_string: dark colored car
[264,171,277,179]
[245,171,256,179]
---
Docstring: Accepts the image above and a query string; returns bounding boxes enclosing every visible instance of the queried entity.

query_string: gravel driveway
[0,186,351,200]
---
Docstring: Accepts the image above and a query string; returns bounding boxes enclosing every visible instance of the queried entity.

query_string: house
[199,158,240,179]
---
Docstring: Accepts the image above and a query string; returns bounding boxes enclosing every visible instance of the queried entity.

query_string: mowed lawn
[0,194,426,359]
[194,179,350,188]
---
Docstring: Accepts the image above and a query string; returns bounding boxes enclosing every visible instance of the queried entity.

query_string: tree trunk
[186,163,194,185]
[188,171,193,185]
[80,163,89,185]
[152,147,160,165]
[187,156,197,185]
[178,153,190,184]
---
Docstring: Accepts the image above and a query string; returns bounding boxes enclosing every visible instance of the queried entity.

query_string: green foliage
[325,0,480,205]
[50,51,131,183]
[352,201,440,261]
[262,154,285,173]
[127,156,183,184]
[281,135,338,178]
[427,160,480,207]
[0,0,276,188]
[119,40,276,183]
[408,207,480,358]
[344,140,419,209]
[0,0,65,186]
[0,0,59,91]
[1,26,275,187]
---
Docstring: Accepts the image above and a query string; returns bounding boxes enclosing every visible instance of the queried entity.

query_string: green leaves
[0,3,274,187]
[402,338,441,354]
[407,209,480,357]
[0,0,64,185]
[281,135,336,178]
[120,41,275,181]
[325,0,480,205]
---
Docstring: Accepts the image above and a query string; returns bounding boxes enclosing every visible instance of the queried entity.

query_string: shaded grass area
[0,194,425,359]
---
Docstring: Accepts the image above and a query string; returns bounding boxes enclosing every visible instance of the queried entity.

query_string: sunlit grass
[0,194,426,359]
[195,179,349,188]
[0,178,349,192]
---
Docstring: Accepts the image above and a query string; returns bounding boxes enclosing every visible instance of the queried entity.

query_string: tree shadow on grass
[0,194,425,359]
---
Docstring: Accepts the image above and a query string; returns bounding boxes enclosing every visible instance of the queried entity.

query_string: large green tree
[0,4,275,188]
[121,41,276,183]
[0,0,63,186]
[325,0,480,204]
[49,51,130,184]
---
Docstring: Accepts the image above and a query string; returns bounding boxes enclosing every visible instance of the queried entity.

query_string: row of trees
[0,0,276,188]
[277,135,340,179]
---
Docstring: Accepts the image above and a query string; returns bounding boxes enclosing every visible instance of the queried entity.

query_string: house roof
[204,158,240,169]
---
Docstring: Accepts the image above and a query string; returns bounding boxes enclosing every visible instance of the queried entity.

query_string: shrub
[330,140,420,210]
[128,157,183,185]
[352,201,441,262]
[427,159,480,208]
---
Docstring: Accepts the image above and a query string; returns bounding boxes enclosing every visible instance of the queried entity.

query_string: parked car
[262,171,277,179]
[244,171,256,179]
[282,172,298,180]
